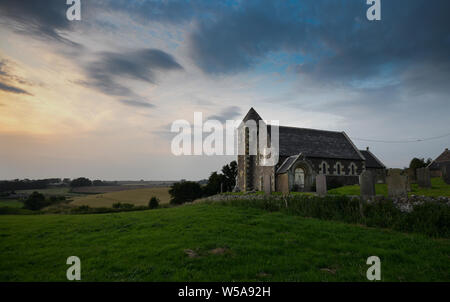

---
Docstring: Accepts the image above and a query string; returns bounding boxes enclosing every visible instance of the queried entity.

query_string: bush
[148,197,160,209]
[169,181,203,205]
[216,195,450,238]
[112,202,135,209]
[23,192,48,210]
[70,177,92,188]
[49,195,66,203]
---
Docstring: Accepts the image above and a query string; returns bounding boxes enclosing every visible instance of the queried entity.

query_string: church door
[294,168,305,189]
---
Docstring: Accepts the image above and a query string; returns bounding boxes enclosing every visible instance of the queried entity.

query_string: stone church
[236,108,386,192]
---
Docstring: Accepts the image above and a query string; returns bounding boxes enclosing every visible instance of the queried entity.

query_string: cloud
[99,0,216,24]
[79,48,183,101]
[120,99,155,109]
[0,59,33,95]
[0,81,31,95]
[207,106,242,123]
[0,0,82,47]
[187,0,450,90]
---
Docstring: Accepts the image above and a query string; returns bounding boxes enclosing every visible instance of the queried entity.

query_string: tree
[23,191,47,211]
[409,158,428,179]
[70,177,92,188]
[203,172,225,196]
[148,196,160,209]
[169,181,203,205]
[92,180,104,186]
[221,161,237,192]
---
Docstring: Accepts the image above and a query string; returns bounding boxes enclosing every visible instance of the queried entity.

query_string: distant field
[70,185,171,194]
[71,187,171,207]
[329,177,450,197]
[16,187,82,197]
[0,203,448,281]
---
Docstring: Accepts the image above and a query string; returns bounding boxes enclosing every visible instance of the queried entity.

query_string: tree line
[169,161,237,205]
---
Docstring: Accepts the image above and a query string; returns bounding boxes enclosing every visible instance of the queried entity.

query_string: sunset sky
[0,0,449,180]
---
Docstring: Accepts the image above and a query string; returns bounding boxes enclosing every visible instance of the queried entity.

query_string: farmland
[0,202,448,282]
[70,187,171,207]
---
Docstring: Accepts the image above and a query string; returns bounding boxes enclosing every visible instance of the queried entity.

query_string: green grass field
[0,200,23,208]
[70,187,171,208]
[0,203,448,281]
[329,177,450,197]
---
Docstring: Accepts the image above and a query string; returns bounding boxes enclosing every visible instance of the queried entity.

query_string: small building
[237,108,381,193]
[428,148,450,177]
[359,147,386,183]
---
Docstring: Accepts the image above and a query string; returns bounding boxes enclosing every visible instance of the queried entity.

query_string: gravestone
[417,167,431,188]
[442,163,450,185]
[359,170,375,197]
[387,172,408,198]
[316,174,327,196]
[263,173,272,195]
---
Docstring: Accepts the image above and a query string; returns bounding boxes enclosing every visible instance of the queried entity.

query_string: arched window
[320,161,328,175]
[294,168,305,189]
[334,162,344,175]
[349,162,357,175]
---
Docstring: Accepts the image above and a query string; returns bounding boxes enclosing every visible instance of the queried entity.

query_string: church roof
[428,148,450,170]
[276,126,364,160]
[242,107,262,123]
[276,154,302,174]
[241,108,365,161]
[360,149,386,169]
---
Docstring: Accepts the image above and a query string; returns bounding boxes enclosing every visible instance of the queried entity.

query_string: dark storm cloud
[98,0,219,24]
[208,106,242,123]
[0,81,31,95]
[79,48,182,102]
[0,0,83,47]
[120,99,155,109]
[187,0,450,89]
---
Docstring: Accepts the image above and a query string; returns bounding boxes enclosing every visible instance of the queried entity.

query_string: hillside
[0,203,448,282]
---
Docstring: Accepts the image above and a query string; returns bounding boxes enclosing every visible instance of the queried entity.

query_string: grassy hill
[70,187,171,208]
[0,203,448,282]
[329,177,450,197]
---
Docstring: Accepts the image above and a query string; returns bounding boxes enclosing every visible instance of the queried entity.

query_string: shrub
[23,191,48,210]
[112,203,135,209]
[148,196,160,209]
[70,177,92,188]
[169,181,203,205]
[217,195,450,238]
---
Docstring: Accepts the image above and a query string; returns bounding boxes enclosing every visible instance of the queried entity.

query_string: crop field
[70,187,171,207]
[0,203,448,282]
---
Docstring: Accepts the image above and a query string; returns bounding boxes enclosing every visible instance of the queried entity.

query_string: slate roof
[360,150,386,169]
[239,108,365,161]
[274,126,364,160]
[276,154,301,174]
[242,107,262,123]
[428,148,450,170]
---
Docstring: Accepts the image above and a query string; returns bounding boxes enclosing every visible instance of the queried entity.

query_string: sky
[0,0,449,181]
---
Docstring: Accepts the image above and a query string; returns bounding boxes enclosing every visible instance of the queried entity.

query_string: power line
[350,132,450,144]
